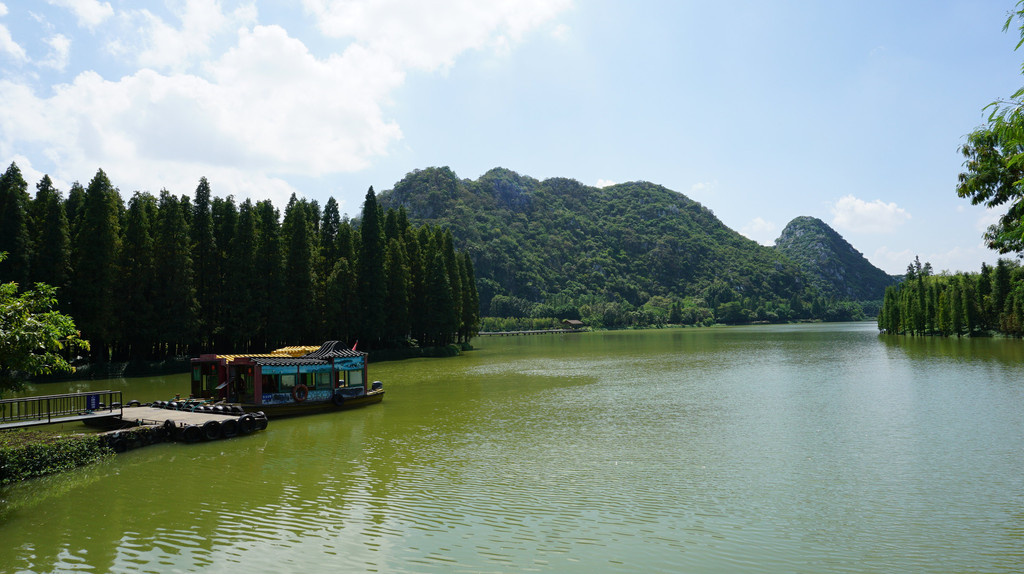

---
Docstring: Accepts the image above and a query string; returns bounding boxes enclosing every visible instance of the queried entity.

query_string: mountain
[773,216,898,301]
[378,166,873,325]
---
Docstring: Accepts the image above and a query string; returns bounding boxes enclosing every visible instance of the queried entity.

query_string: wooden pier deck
[478,329,581,336]
[119,405,247,427]
[1,392,267,446]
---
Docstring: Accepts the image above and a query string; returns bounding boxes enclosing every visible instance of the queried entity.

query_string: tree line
[877,257,1024,337]
[0,162,479,362]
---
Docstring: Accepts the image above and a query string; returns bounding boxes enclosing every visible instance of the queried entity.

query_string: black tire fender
[202,420,222,441]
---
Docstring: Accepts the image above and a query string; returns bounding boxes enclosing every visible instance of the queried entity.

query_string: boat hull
[236,389,384,418]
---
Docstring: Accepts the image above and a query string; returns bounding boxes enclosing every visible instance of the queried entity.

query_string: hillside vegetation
[380,167,883,327]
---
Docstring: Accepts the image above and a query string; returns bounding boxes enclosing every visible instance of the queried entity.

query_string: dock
[477,328,581,336]
[1,392,268,448]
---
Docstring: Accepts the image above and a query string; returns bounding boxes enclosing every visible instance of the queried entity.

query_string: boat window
[347,369,363,388]
[314,372,332,390]
[280,373,297,389]
[261,374,278,393]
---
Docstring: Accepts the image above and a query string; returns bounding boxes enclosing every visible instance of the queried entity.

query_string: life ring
[292,384,309,402]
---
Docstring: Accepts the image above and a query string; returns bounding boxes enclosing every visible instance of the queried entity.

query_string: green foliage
[0,163,32,287]
[70,169,122,359]
[479,316,563,332]
[380,167,880,327]
[0,431,112,485]
[357,187,387,346]
[151,190,196,358]
[878,257,1024,337]
[0,164,477,360]
[956,4,1024,254]
[29,175,71,293]
[0,253,89,393]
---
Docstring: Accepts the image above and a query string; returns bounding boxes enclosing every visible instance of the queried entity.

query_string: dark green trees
[357,187,387,346]
[29,175,71,292]
[70,169,122,360]
[191,177,218,346]
[0,163,32,287]
[0,167,478,361]
[877,258,1024,337]
[282,195,315,343]
[151,190,196,359]
[118,192,158,358]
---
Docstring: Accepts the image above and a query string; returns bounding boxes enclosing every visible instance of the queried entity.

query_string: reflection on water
[2,323,1024,572]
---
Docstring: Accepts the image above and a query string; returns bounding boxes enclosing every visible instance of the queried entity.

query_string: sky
[1,0,1022,275]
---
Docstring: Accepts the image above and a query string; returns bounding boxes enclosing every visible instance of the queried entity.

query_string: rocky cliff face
[774,216,897,300]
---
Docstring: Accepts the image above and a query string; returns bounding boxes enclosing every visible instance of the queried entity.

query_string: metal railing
[0,390,123,427]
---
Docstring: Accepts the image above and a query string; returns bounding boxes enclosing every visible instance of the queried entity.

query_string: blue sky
[1,1,1021,275]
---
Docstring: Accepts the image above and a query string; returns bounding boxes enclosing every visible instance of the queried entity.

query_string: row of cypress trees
[0,162,479,361]
[878,257,1024,337]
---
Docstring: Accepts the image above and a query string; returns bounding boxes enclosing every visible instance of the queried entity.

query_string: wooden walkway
[0,390,123,430]
[478,329,582,336]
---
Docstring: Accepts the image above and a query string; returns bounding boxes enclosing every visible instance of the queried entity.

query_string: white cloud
[872,246,915,275]
[48,0,113,30]
[831,194,910,233]
[0,2,27,62]
[0,24,403,192]
[595,178,615,188]
[40,34,70,70]
[1,1,571,208]
[108,0,249,73]
[688,180,718,198]
[301,0,571,72]
[740,217,777,245]
[551,23,571,42]
[872,244,997,276]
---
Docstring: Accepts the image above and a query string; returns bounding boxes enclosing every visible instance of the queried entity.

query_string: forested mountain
[379,166,870,327]
[773,216,898,301]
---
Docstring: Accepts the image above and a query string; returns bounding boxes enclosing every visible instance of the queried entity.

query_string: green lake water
[2,322,1023,573]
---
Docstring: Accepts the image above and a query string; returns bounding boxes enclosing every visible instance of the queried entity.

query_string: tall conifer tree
[225,199,259,351]
[357,187,386,346]
[29,175,71,293]
[254,200,285,350]
[118,192,158,359]
[283,196,315,343]
[191,177,218,347]
[152,190,196,358]
[71,169,122,360]
[0,163,31,286]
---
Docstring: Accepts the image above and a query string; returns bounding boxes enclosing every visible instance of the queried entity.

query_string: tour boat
[188,341,384,417]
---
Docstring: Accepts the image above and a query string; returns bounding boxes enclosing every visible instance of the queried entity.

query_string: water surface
[2,323,1023,572]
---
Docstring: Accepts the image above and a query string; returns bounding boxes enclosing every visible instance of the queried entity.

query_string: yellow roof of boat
[209,345,321,361]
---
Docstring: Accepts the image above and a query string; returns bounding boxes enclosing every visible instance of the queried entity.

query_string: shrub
[0,430,113,485]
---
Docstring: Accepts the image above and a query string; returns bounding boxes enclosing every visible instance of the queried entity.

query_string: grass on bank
[0,429,113,486]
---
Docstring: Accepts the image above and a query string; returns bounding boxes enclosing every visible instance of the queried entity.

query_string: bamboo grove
[877,257,1024,337]
[0,163,480,362]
